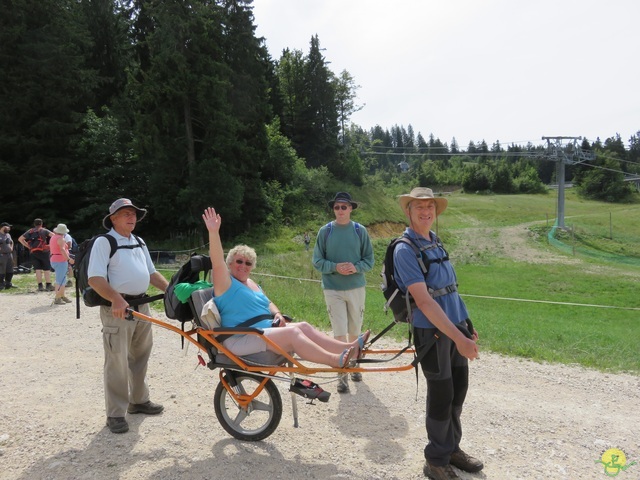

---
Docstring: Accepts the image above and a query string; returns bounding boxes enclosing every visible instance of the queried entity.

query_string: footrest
[290,379,331,403]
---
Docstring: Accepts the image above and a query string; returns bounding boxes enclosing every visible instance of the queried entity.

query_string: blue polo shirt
[393,228,468,328]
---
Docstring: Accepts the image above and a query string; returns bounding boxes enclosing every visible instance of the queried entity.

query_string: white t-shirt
[87,229,156,295]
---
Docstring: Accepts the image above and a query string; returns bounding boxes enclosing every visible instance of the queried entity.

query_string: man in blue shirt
[313,192,374,393]
[394,187,482,480]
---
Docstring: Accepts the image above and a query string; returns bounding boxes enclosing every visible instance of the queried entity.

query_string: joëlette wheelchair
[127,255,417,441]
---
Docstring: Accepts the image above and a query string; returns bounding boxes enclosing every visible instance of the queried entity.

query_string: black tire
[214,372,282,441]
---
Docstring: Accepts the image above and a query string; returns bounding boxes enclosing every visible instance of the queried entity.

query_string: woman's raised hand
[202,207,222,233]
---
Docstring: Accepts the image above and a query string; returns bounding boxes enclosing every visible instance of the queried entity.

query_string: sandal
[357,329,371,359]
[339,346,356,368]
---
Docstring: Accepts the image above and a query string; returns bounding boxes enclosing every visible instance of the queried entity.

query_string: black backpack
[380,234,449,323]
[164,253,212,322]
[24,228,50,252]
[73,233,143,318]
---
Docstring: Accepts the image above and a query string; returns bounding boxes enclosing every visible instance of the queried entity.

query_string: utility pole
[542,136,595,229]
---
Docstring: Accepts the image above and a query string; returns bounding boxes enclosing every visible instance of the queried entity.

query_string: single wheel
[214,372,282,441]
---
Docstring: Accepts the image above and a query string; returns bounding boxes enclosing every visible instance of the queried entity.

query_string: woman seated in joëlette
[202,207,368,368]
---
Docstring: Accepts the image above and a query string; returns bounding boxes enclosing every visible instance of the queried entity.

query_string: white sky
[252,0,640,148]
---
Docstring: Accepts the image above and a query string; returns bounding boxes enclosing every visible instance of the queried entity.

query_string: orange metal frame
[128,309,416,376]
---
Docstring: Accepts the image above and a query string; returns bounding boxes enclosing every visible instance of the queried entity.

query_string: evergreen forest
[2,0,639,242]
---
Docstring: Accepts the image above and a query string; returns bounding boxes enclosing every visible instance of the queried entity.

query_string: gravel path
[0,292,638,480]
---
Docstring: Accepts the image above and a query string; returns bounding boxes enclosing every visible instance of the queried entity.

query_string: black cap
[328,192,358,210]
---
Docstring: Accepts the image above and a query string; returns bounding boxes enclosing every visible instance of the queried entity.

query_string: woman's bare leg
[284,322,360,353]
[265,326,351,367]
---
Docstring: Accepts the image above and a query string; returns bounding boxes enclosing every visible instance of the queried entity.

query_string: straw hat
[398,187,448,215]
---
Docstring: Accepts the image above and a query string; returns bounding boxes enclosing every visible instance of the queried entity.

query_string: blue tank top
[213,277,273,330]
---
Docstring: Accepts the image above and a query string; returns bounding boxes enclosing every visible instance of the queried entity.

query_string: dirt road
[1,293,638,479]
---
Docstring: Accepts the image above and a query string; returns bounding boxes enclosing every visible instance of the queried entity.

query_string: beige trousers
[100,304,153,417]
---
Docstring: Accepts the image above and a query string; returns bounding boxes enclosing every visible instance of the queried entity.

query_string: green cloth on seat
[174,280,213,303]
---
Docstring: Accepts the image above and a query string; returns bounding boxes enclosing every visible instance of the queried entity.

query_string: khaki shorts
[223,328,274,356]
[323,286,365,338]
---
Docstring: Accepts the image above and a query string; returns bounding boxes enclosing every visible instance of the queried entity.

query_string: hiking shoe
[66,280,73,287]
[53,297,65,305]
[46,284,55,291]
[61,296,72,303]
[38,284,45,292]
[127,400,164,415]
[350,372,363,382]
[337,374,349,394]
[423,461,459,479]
[290,379,331,402]
[449,449,484,473]
[106,417,129,434]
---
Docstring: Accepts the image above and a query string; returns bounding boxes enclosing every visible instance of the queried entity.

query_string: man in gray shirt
[0,222,15,290]
[88,198,169,434]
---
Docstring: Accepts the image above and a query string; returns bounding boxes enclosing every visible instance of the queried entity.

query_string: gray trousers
[100,304,153,417]
[415,327,469,466]
[0,253,13,285]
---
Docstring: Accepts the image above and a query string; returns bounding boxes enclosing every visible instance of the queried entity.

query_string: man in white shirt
[88,198,169,434]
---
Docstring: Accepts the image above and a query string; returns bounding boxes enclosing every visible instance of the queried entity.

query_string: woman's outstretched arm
[202,207,231,296]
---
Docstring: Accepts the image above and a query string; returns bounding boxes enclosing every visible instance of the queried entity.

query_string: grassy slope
[252,187,640,374]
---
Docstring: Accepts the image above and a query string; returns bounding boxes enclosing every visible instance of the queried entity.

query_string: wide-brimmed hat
[0,222,11,228]
[398,187,448,215]
[103,198,147,230]
[328,192,358,210]
[53,223,69,235]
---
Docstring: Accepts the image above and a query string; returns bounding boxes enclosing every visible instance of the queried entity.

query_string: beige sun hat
[103,198,147,230]
[53,223,70,235]
[398,187,448,215]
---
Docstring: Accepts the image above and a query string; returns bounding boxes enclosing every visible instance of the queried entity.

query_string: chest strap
[428,283,457,299]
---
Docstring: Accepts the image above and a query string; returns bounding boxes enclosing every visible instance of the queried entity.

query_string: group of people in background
[0,218,78,304]
[3,189,482,478]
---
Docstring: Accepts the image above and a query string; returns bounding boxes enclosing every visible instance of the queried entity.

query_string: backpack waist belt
[123,293,164,307]
[122,293,147,300]
[428,283,457,299]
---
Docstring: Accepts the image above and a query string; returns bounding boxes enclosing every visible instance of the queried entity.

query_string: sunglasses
[333,204,350,211]
[234,259,253,267]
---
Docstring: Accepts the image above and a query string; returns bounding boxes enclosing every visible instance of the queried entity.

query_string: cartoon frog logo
[595,448,637,477]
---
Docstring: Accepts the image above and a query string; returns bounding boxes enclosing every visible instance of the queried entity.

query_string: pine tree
[0,0,96,224]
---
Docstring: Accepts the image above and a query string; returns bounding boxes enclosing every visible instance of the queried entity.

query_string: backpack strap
[324,221,362,242]
[323,221,333,242]
[77,234,149,317]
[429,283,458,298]
[110,233,144,255]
